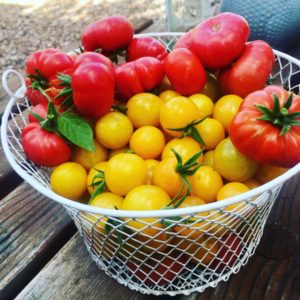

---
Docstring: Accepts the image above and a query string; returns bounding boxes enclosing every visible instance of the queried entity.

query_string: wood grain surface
[0,183,76,300]
[15,233,174,300]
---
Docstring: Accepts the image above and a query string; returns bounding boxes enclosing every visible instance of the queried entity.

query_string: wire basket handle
[2,69,26,99]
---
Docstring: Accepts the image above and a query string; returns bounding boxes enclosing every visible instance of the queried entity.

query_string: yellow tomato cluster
[49,88,288,263]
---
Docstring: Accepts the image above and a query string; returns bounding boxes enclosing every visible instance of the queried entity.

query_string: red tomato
[28,102,48,123]
[174,29,193,49]
[230,85,300,168]
[126,36,168,61]
[22,123,71,167]
[164,48,206,96]
[73,52,115,74]
[71,61,115,118]
[126,251,189,286]
[25,78,48,106]
[81,15,134,52]
[180,12,250,70]
[115,57,164,99]
[25,48,74,81]
[219,40,275,97]
[210,233,242,271]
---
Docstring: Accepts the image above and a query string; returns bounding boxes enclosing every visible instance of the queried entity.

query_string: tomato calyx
[168,117,208,146]
[164,149,204,210]
[95,47,126,64]
[56,73,74,110]
[112,104,128,114]
[256,93,300,135]
[88,169,107,203]
[27,68,49,90]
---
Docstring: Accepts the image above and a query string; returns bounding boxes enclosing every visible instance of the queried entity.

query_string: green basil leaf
[57,112,95,152]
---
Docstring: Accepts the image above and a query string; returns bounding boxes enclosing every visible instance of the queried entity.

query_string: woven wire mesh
[2,33,300,296]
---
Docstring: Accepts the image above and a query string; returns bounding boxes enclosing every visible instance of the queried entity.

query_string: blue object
[220,0,300,51]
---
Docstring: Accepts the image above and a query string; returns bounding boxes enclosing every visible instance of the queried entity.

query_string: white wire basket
[1,33,300,296]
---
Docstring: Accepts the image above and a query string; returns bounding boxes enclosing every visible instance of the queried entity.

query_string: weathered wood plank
[15,233,175,300]
[0,144,23,199]
[0,183,76,300]
[179,174,300,300]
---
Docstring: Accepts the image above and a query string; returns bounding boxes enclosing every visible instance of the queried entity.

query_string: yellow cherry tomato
[243,178,261,189]
[159,90,181,102]
[152,158,186,198]
[203,150,215,168]
[161,137,203,163]
[254,164,288,184]
[95,111,133,150]
[108,146,132,159]
[145,159,159,184]
[190,165,224,203]
[194,118,225,150]
[50,162,87,200]
[105,153,147,196]
[122,185,171,251]
[160,96,201,137]
[88,192,124,233]
[86,161,108,195]
[174,196,209,239]
[129,126,166,159]
[188,93,214,119]
[83,192,124,259]
[126,93,163,128]
[217,182,250,211]
[72,140,108,170]
[213,94,243,132]
[214,138,259,182]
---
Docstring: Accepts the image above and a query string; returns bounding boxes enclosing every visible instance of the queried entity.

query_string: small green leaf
[57,112,95,151]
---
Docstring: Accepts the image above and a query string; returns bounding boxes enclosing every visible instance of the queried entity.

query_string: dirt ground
[0,0,165,74]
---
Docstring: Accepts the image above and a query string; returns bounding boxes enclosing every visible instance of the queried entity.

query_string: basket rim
[1,33,300,218]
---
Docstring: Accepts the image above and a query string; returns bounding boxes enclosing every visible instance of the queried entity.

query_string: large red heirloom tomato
[219,40,275,97]
[175,12,250,70]
[230,85,300,168]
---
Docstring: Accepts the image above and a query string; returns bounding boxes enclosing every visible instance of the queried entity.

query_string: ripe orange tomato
[122,185,172,251]
[174,196,209,240]
[50,162,87,200]
[188,93,214,119]
[105,153,148,196]
[129,126,165,159]
[95,111,133,149]
[159,90,181,102]
[126,93,163,128]
[217,182,250,211]
[194,117,225,150]
[160,96,201,137]
[161,137,203,163]
[190,165,223,203]
[152,158,187,198]
[72,139,108,170]
[213,94,243,132]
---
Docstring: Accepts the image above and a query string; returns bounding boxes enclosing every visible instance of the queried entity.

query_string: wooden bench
[1,18,300,300]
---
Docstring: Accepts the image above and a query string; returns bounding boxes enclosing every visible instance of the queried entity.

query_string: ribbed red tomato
[230,85,300,168]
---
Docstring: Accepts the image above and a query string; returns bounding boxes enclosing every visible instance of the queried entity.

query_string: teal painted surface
[220,0,300,51]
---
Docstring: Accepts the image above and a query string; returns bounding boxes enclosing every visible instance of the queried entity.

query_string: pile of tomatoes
[21,12,300,283]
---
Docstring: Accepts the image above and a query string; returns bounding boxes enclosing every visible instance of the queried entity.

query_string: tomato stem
[256,92,300,135]
[168,117,208,146]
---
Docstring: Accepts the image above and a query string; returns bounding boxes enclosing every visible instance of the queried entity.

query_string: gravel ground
[0,0,165,74]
